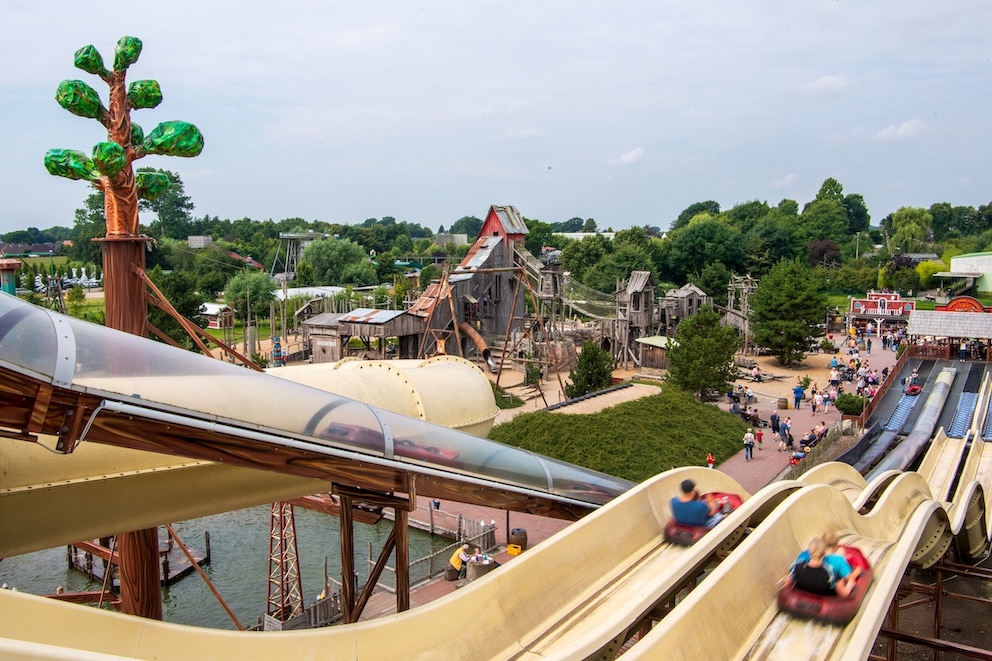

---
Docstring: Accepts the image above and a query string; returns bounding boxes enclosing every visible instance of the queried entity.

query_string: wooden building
[198,303,234,330]
[635,335,673,372]
[906,307,992,362]
[303,308,423,363]
[407,205,528,358]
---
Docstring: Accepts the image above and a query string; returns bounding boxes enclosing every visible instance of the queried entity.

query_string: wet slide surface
[0,458,970,660]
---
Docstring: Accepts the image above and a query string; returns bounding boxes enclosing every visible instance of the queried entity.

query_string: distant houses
[0,242,57,257]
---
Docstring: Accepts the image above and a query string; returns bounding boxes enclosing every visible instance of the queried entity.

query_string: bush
[564,340,614,399]
[834,392,867,415]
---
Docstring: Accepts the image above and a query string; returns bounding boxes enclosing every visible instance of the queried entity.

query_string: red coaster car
[663,492,743,546]
[778,545,873,624]
[906,385,922,396]
[394,438,461,466]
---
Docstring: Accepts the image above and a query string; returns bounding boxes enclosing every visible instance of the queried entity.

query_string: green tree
[750,259,827,366]
[66,191,107,265]
[564,340,614,398]
[139,168,194,239]
[799,199,849,244]
[842,193,870,234]
[224,270,275,321]
[666,306,741,399]
[889,207,932,252]
[561,234,610,283]
[583,244,655,293]
[813,177,845,204]
[553,217,585,233]
[663,218,745,284]
[299,236,369,285]
[880,254,920,293]
[581,218,598,232]
[689,262,730,299]
[419,264,441,289]
[672,200,720,231]
[449,215,483,238]
[66,285,87,317]
[148,267,206,349]
[524,217,555,256]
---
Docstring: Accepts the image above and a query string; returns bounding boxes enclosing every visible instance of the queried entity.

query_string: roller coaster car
[778,545,874,625]
[663,492,743,546]
[394,438,462,466]
[319,423,386,451]
[905,385,922,396]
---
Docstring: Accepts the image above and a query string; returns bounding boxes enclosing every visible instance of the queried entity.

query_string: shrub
[834,392,867,415]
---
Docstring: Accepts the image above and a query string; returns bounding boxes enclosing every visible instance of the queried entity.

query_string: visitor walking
[743,428,755,462]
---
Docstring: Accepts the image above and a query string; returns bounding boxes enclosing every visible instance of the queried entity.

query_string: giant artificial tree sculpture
[43,36,203,620]
[45,35,203,335]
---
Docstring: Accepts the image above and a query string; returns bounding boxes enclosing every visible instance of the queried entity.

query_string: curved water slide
[0,461,966,661]
[0,468,792,659]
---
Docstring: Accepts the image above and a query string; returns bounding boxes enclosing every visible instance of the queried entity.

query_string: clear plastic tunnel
[0,293,632,505]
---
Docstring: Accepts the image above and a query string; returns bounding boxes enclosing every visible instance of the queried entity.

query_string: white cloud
[872,119,926,142]
[769,173,799,189]
[607,148,645,166]
[802,74,849,95]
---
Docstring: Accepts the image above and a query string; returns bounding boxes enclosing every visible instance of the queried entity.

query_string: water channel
[0,505,447,630]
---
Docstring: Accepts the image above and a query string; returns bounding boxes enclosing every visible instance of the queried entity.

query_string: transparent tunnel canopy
[0,293,631,504]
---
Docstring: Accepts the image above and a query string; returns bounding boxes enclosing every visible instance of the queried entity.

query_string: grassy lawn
[488,386,747,483]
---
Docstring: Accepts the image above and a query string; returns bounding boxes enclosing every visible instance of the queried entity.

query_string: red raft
[663,492,743,546]
[778,545,873,624]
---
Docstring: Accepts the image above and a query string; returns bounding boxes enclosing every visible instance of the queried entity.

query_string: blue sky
[1,1,989,235]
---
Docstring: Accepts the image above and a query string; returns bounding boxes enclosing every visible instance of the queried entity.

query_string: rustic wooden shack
[302,308,423,363]
[198,303,234,330]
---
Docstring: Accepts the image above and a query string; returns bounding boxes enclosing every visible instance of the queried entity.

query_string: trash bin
[509,527,528,551]
[777,397,788,410]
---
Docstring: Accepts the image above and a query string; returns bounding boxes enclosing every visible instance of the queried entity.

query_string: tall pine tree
[750,259,827,366]
[667,306,741,399]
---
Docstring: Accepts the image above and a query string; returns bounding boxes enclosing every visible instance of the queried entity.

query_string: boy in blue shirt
[670,479,725,528]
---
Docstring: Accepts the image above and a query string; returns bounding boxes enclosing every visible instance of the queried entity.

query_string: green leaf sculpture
[135,171,172,200]
[92,141,127,177]
[73,45,108,78]
[143,121,204,157]
[128,80,162,109]
[43,149,99,181]
[55,80,105,120]
[47,36,203,236]
[130,123,145,147]
[113,36,142,71]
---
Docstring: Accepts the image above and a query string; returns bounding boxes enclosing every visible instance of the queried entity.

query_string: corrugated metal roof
[933,272,984,278]
[635,335,674,348]
[626,271,653,294]
[301,311,345,327]
[492,205,529,235]
[457,236,503,271]
[907,310,992,339]
[199,303,231,315]
[666,283,707,298]
[338,308,407,325]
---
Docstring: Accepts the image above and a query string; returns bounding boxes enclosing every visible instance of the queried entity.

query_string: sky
[1,1,990,236]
